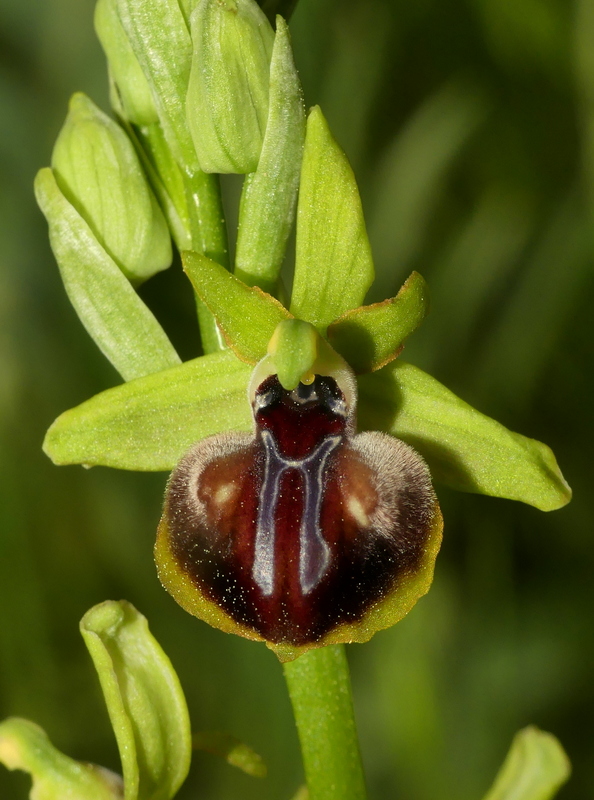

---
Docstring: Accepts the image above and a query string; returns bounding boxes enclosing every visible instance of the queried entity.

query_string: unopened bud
[94,0,158,125]
[187,0,275,173]
[51,93,171,282]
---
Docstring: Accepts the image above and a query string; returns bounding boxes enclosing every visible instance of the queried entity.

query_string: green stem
[283,645,367,800]
[182,169,229,353]
[132,120,229,353]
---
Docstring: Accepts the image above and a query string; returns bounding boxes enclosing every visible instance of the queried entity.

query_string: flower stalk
[283,645,367,800]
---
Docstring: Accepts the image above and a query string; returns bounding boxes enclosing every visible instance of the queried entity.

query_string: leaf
[327,271,429,373]
[183,251,291,364]
[358,361,572,511]
[80,601,191,800]
[235,15,306,292]
[192,732,267,778]
[290,106,374,332]
[116,0,198,171]
[0,717,123,800]
[34,168,180,382]
[482,726,570,800]
[43,350,252,471]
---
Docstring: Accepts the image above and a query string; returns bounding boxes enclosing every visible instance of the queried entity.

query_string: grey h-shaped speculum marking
[252,429,342,596]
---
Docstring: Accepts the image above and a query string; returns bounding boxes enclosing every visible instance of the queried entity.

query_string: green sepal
[43,350,252,471]
[80,600,192,800]
[358,361,572,511]
[0,717,123,800]
[51,93,171,282]
[327,271,429,373]
[116,0,198,172]
[482,726,570,800]
[187,0,275,173]
[235,15,305,292]
[94,0,158,125]
[183,251,291,363]
[34,167,180,382]
[192,732,267,778]
[290,106,374,332]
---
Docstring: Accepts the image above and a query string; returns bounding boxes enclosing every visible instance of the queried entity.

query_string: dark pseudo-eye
[156,370,442,659]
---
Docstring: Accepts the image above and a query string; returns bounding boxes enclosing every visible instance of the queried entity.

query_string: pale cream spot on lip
[347,495,369,528]
[213,483,237,507]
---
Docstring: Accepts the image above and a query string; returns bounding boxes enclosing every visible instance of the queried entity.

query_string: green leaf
[327,271,429,373]
[358,361,571,511]
[290,106,374,332]
[0,717,123,800]
[183,251,291,363]
[192,732,267,778]
[80,601,191,800]
[34,168,180,382]
[482,726,570,800]
[116,0,198,172]
[235,15,305,292]
[51,93,172,282]
[187,0,275,173]
[43,350,252,471]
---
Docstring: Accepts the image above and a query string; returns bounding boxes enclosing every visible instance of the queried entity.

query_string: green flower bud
[94,0,158,125]
[80,601,192,800]
[187,0,275,173]
[51,92,171,282]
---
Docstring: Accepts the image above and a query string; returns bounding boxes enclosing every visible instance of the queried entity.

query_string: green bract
[235,15,305,292]
[116,0,198,172]
[34,167,180,382]
[94,0,158,125]
[50,93,171,282]
[187,0,275,173]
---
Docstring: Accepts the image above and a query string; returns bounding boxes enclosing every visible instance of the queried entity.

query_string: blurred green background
[0,0,591,797]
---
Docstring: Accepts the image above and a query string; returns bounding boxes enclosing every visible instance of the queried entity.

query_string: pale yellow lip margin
[155,499,443,663]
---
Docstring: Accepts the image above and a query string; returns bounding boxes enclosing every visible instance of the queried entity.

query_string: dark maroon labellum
[160,372,439,647]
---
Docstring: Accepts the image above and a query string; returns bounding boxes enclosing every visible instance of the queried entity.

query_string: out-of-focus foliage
[0,0,590,799]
